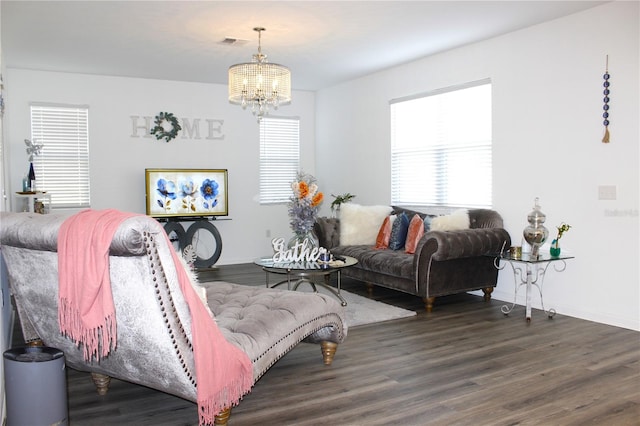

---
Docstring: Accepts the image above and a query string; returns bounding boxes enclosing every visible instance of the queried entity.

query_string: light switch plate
[598,185,617,200]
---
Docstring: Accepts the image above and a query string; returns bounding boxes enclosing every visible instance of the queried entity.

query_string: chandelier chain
[255,27,263,57]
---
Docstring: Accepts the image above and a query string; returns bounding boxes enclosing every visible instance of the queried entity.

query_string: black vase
[28,162,36,191]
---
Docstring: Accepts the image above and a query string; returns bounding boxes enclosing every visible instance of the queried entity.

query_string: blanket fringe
[198,375,254,426]
[166,235,253,425]
[59,298,117,362]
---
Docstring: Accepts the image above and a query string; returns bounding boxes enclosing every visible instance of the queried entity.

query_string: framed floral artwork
[145,168,228,218]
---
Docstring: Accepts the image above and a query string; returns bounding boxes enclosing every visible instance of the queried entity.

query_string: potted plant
[330,193,356,215]
[550,223,571,257]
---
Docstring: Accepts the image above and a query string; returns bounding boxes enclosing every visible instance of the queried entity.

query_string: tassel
[602,126,610,143]
[602,55,610,144]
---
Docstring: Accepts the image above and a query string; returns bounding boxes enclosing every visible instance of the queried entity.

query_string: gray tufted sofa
[314,207,510,312]
[0,212,347,425]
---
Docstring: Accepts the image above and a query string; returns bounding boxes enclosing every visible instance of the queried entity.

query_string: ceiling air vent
[219,37,249,46]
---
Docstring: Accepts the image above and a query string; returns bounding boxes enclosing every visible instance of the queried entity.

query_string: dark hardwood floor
[13,263,640,425]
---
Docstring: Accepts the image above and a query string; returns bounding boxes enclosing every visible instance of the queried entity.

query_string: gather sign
[271,237,321,262]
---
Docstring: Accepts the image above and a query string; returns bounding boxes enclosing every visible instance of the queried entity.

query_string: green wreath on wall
[150,112,182,142]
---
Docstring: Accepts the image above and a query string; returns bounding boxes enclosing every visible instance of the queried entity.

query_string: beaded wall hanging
[602,55,611,143]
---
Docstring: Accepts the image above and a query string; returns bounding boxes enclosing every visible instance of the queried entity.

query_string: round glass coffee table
[254,256,358,306]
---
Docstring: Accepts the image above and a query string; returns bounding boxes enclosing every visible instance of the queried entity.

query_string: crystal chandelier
[228,27,291,121]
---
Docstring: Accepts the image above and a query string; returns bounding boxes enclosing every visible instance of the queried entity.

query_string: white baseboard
[470,289,639,332]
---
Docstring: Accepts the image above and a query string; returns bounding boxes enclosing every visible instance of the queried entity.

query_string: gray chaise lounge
[0,212,347,425]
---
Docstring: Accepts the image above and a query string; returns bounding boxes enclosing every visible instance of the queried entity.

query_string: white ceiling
[2,1,608,91]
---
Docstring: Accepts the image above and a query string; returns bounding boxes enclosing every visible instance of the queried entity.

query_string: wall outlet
[598,185,617,200]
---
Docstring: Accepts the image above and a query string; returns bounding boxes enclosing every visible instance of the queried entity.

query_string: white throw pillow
[340,203,393,245]
[430,209,470,231]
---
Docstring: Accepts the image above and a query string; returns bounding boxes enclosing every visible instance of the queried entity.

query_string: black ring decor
[163,221,186,250]
[151,111,182,143]
[602,55,611,144]
[185,221,223,268]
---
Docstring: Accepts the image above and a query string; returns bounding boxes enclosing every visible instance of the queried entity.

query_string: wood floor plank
[11,263,639,425]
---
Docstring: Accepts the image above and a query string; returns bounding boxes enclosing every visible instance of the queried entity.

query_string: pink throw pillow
[405,214,425,254]
[374,215,394,249]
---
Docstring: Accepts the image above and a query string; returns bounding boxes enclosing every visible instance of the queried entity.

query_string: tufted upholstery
[1,212,347,421]
[203,281,345,381]
[334,245,414,278]
[314,207,511,310]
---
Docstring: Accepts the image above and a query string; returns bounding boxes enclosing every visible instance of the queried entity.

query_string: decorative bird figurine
[25,138,44,161]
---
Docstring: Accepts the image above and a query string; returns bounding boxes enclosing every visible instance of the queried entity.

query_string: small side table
[14,192,51,214]
[491,252,574,322]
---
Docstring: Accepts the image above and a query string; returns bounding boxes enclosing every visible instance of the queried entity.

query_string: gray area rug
[340,289,417,327]
[297,285,416,327]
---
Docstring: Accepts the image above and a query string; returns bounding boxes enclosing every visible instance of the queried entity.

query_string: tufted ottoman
[202,281,347,377]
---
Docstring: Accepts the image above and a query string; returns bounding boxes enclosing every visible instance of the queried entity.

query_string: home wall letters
[130,116,224,140]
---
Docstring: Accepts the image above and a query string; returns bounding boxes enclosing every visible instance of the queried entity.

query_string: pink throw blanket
[58,209,130,360]
[58,209,253,424]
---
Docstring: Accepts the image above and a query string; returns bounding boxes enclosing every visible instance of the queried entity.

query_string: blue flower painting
[156,178,177,210]
[179,178,198,212]
[180,179,197,197]
[200,179,219,210]
[146,169,227,217]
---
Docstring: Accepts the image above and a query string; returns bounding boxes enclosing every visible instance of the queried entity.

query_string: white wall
[316,1,639,331]
[3,2,638,331]
[3,71,316,264]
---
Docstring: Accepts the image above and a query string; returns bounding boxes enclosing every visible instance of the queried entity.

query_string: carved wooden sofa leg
[91,372,112,396]
[483,287,494,301]
[321,341,338,365]
[423,297,436,312]
[215,407,232,426]
[365,283,374,297]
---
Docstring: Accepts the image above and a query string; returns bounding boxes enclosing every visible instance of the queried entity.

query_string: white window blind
[259,117,300,204]
[390,81,492,209]
[30,104,90,208]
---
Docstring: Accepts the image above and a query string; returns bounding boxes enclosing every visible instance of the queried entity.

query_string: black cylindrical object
[3,346,68,426]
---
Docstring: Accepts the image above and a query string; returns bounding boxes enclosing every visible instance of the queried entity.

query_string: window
[30,104,90,208]
[259,117,300,204]
[390,80,492,209]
